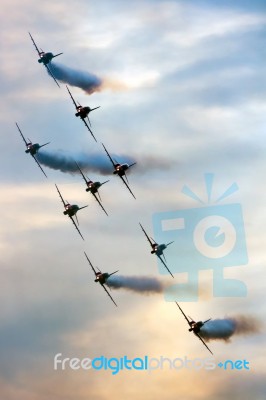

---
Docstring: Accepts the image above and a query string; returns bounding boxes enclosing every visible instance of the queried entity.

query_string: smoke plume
[200,316,261,342]
[49,63,103,94]
[36,150,173,176]
[49,63,129,94]
[107,275,170,294]
[36,150,136,176]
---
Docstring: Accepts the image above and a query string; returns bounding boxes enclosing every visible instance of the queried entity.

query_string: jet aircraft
[66,85,100,141]
[175,302,213,355]
[55,184,88,240]
[139,223,174,278]
[16,122,49,177]
[75,162,109,216]
[102,143,136,199]
[84,252,118,306]
[29,32,63,87]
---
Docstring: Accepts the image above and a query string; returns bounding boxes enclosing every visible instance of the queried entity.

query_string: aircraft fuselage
[151,243,166,255]
[63,204,79,217]
[189,321,204,334]
[95,272,109,284]
[25,143,40,155]
[86,181,101,193]
[113,163,129,176]
[38,52,54,65]
[75,106,91,119]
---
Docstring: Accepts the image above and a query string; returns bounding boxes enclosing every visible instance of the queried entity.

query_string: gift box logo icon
[152,174,248,301]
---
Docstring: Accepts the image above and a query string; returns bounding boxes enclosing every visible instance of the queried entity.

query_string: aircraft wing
[175,302,192,326]
[195,332,213,355]
[39,142,50,149]
[66,85,78,109]
[28,32,41,57]
[92,193,108,216]
[139,223,154,248]
[102,143,116,169]
[84,252,98,276]
[82,118,97,142]
[16,122,28,146]
[69,215,84,240]
[75,162,88,184]
[78,205,89,212]
[32,155,47,178]
[167,241,174,247]
[101,283,118,307]
[55,184,67,207]
[157,254,174,278]
[45,64,60,88]
[119,175,136,199]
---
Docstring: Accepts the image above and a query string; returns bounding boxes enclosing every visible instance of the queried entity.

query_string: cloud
[1,1,266,399]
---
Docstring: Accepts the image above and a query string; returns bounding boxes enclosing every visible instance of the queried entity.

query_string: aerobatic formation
[15,33,256,357]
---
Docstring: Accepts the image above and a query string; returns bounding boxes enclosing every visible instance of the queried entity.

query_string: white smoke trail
[49,63,102,94]
[107,275,195,295]
[49,63,130,94]
[36,150,172,176]
[36,150,136,175]
[200,316,261,342]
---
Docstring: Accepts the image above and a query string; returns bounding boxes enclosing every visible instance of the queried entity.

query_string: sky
[0,0,266,399]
